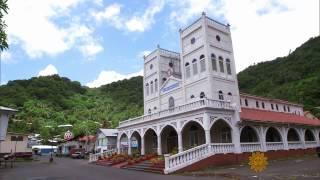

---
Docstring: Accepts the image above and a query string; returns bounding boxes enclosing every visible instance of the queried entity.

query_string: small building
[78,135,96,153]
[95,129,118,153]
[0,106,18,141]
[0,132,32,157]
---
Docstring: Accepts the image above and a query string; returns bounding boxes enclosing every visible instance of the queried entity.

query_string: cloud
[6,0,103,58]
[138,50,152,58]
[86,70,143,88]
[0,51,14,64]
[38,64,59,77]
[92,0,165,32]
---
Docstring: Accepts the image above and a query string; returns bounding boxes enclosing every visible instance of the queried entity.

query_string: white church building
[112,13,320,174]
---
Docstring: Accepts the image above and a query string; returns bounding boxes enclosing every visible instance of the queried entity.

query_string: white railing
[305,141,318,148]
[240,142,262,152]
[288,141,303,149]
[266,142,284,151]
[119,99,233,128]
[164,143,235,174]
[89,149,116,163]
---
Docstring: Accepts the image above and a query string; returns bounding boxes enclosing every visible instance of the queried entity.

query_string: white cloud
[168,0,319,72]
[38,64,59,77]
[86,70,143,88]
[0,51,14,64]
[6,0,103,58]
[138,50,152,58]
[92,1,165,32]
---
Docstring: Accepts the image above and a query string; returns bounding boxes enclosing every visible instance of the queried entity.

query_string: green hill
[0,75,143,139]
[1,36,319,140]
[238,36,320,117]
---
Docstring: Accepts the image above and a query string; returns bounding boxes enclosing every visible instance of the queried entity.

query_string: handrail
[119,99,233,128]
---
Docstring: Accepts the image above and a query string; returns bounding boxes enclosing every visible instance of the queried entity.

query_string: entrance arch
[119,133,128,153]
[181,121,205,150]
[210,119,232,143]
[161,125,178,154]
[287,128,300,141]
[266,127,282,142]
[240,126,259,142]
[144,128,158,154]
[130,131,141,155]
[305,129,315,141]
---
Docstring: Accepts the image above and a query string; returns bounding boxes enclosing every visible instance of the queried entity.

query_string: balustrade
[240,142,262,152]
[88,149,116,163]
[305,141,317,148]
[266,142,284,151]
[288,141,303,149]
[119,99,233,128]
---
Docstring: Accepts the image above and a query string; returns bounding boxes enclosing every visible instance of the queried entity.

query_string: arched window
[185,62,191,78]
[150,81,153,94]
[276,104,279,111]
[192,59,198,75]
[219,56,224,73]
[211,54,217,71]
[146,83,149,96]
[245,99,248,106]
[283,105,286,112]
[148,109,151,114]
[256,101,259,108]
[262,102,265,109]
[227,92,232,101]
[190,95,195,99]
[226,58,232,75]
[162,77,167,83]
[271,103,274,110]
[200,92,205,99]
[154,79,158,92]
[218,91,224,100]
[169,97,175,109]
[200,55,206,72]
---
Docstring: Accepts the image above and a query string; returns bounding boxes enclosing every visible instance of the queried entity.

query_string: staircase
[164,143,235,174]
[123,160,164,174]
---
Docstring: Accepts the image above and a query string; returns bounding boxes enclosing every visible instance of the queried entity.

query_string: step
[124,166,164,174]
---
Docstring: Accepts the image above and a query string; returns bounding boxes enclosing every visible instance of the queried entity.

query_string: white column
[231,112,241,154]
[300,128,306,149]
[128,137,132,155]
[203,113,211,144]
[157,134,162,155]
[259,126,267,152]
[178,130,183,153]
[282,127,288,150]
[117,135,121,154]
[232,126,241,153]
[141,136,145,155]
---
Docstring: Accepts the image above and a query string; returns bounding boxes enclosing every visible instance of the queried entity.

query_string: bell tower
[179,12,240,110]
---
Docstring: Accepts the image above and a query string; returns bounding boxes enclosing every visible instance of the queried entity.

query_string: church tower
[179,12,241,113]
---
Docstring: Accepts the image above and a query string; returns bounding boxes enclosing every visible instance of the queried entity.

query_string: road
[0,156,213,180]
[1,155,320,180]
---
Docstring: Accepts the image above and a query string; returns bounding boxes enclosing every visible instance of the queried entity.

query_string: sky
[1,0,319,88]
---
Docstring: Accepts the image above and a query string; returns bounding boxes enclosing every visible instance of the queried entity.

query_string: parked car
[71,152,85,159]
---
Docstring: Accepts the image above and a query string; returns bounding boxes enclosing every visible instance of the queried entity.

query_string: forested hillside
[238,36,320,117]
[1,36,319,140]
[0,75,143,139]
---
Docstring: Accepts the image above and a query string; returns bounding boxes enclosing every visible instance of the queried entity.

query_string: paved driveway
[0,156,215,180]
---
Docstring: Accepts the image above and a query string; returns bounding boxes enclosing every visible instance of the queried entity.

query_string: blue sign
[162,82,179,93]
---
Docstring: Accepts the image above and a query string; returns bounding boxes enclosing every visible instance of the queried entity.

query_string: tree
[0,0,8,51]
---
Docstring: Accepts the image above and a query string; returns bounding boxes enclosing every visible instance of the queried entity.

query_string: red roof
[78,135,96,142]
[240,108,320,126]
